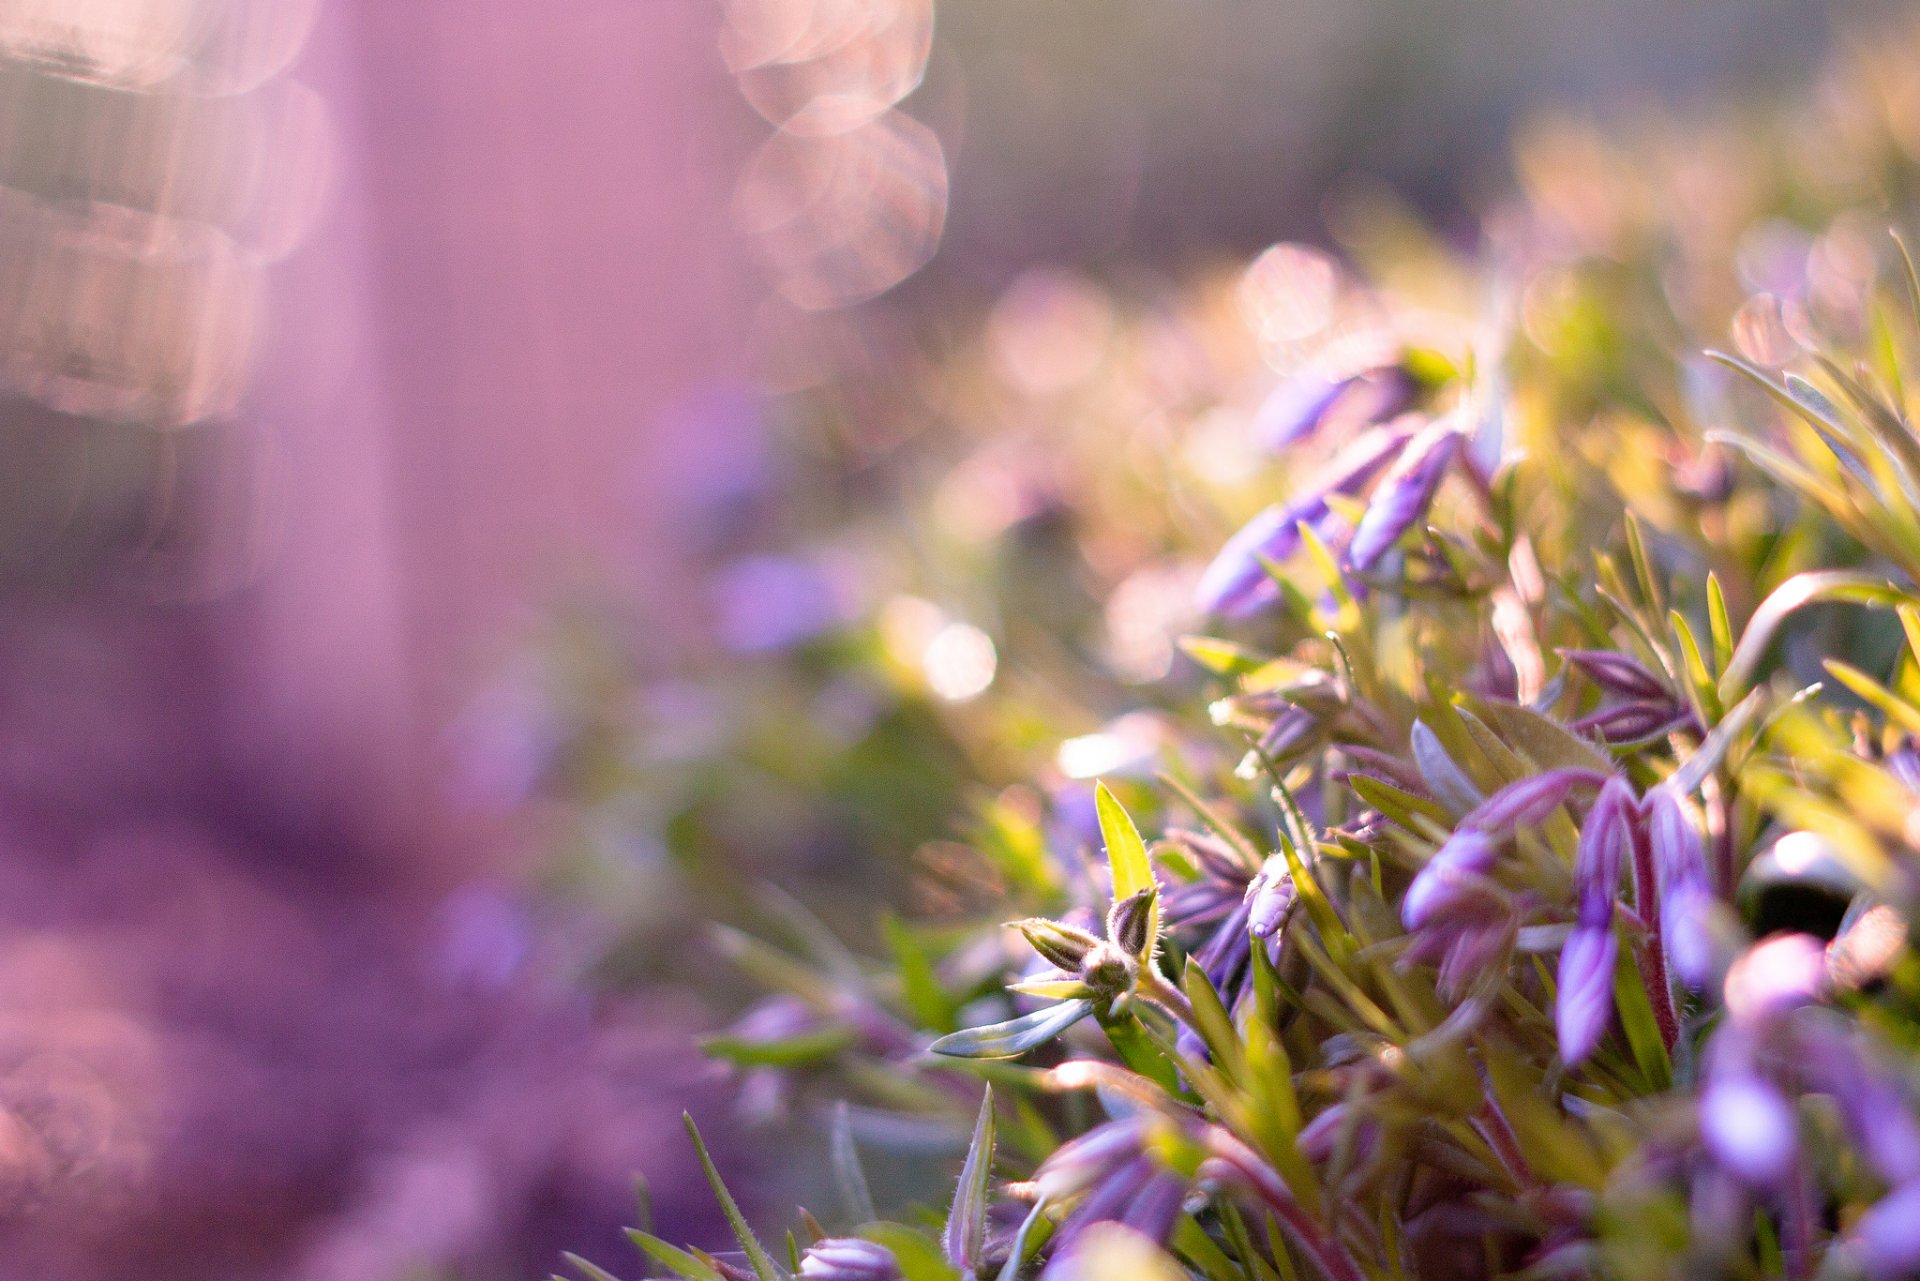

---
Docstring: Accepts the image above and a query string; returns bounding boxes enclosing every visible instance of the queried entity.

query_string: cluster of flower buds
[1195,415,1468,618]
[1560,649,1698,745]
[1399,764,1738,1064]
[1015,888,1157,1005]
[1401,768,1606,1003]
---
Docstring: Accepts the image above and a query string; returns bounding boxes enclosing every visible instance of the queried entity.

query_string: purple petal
[1402,829,1501,929]
[799,1239,904,1281]
[1804,1028,1920,1187]
[1194,425,1416,617]
[1555,924,1617,1065]
[1851,1181,1920,1281]
[1462,768,1610,835]
[1573,776,1634,924]
[1252,373,1354,450]
[1723,933,1828,1024]
[1645,784,1708,889]
[1348,421,1463,571]
[1661,879,1721,989]
[1699,1072,1798,1187]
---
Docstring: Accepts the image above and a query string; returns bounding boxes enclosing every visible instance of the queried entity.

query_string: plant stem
[1629,821,1680,1052]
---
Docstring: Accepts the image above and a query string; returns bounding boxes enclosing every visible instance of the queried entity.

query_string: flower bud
[1848,1180,1920,1281]
[1699,1072,1798,1187]
[1571,700,1692,743]
[1403,829,1501,930]
[1661,878,1727,989]
[1079,941,1141,999]
[1555,923,1617,1066]
[1017,918,1101,973]
[1106,890,1157,959]
[1464,768,1608,834]
[799,1239,904,1281]
[1645,784,1707,889]
[1033,1118,1151,1203]
[1573,777,1634,921]
[1348,420,1463,571]
[1558,649,1673,702]
[1246,854,1297,938]
[1193,426,1413,617]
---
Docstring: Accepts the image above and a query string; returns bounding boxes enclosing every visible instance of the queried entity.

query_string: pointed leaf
[831,1102,877,1226]
[928,1000,1095,1060]
[1095,781,1161,952]
[683,1114,780,1281]
[627,1232,726,1281]
[944,1088,995,1272]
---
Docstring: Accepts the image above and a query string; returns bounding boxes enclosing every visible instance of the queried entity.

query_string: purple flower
[799,1239,903,1281]
[1661,879,1721,989]
[1195,426,1413,617]
[1723,933,1827,1024]
[1251,365,1417,451]
[1555,922,1617,1066]
[1698,1072,1798,1188]
[1800,1021,1920,1187]
[1252,372,1356,450]
[1347,420,1463,572]
[1849,1181,1920,1281]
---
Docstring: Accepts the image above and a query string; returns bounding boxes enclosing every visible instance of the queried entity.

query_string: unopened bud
[799,1239,903,1281]
[1080,942,1141,998]
[1246,854,1298,938]
[1559,649,1673,701]
[1107,890,1157,958]
[1017,918,1100,973]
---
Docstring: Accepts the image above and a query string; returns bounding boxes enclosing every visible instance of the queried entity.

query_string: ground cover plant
[561,24,1920,1281]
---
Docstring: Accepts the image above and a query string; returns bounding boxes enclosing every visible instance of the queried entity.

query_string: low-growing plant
[558,214,1920,1280]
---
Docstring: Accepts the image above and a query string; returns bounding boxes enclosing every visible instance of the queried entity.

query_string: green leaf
[1706,573,1733,674]
[884,913,954,1032]
[861,1225,962,1281]
[1718,571,1906,701]
[1825,660,1920,735]
[1176,634,1270,677]
[1460,696,1612,776]
[1097,1003,1182,1096]
[627,1232,725,1281]
[995,1198,1054,1281]
[830,1102,877,1226]
[1095,781,1160,952]
[700,1026,856,1068]
[564,1253,629,1281]
[928,999,1095,1060]
[683,1113,781,1281]
[1347,773,1451,834]
[943,1089,995,1273]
